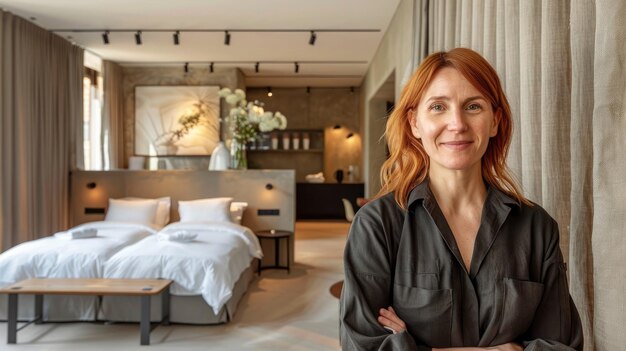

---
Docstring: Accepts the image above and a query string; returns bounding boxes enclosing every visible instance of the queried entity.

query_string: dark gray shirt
[340,181,583,350]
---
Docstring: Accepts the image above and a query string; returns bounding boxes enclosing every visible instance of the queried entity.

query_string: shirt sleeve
[521,219,584,351]
[339,212,431,351]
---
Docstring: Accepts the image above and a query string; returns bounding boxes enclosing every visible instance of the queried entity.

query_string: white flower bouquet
[218,88,287,142]
[218,88,287,168]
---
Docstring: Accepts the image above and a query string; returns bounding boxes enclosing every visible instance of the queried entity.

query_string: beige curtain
[590,1,625,350]
[419,0,626,349]
[0,11,83,251]
[102,60,125,169]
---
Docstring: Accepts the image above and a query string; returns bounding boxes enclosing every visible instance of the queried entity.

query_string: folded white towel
[157,230,198,242]
[54,228,98,240]
[305,172,325,183]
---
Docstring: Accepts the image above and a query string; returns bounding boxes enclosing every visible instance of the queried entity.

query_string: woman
[339,48,583,351]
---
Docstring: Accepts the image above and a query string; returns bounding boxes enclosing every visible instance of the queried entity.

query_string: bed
[0,221,158,321]
[100,200,263,324]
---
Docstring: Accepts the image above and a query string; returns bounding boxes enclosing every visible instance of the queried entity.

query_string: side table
[255,230,293,274]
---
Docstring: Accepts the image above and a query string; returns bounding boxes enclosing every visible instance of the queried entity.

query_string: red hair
[377,48,530,208]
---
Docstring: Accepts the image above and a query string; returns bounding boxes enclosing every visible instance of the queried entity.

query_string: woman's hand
[377,306,406,334]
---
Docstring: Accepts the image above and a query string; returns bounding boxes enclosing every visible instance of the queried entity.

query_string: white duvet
[0,221,158,286]
[104,221,263,314]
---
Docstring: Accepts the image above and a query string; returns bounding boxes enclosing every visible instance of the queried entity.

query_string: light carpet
[0,220,349,350]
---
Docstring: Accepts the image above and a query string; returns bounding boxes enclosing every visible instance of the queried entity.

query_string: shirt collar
[406,178,521,209]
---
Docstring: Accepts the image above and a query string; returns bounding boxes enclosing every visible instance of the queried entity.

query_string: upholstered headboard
[70,169,296,233]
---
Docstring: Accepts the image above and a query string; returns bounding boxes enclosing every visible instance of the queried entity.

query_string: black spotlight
[306,86,311,94]
[265,183,274,190]
[267,87,273,97]
[102,30,110,45]
[255,62,260,73]
[209,62,214,73]
[294,62,299,73]
[224,31,231,45]
[173,30,180,45]
[333,125,341,129]
[184,62,189,73]
[86,182,97,189]
[350,86,355,94]
[346,132,355,139]
[135,30,142,45]
[309,30,317,45]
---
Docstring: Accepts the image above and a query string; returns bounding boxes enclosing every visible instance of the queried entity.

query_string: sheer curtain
[0,11,83,251]
[416,0,625,349]
[102,60,125,169]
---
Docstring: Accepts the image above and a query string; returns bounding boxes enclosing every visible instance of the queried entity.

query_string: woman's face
[410,67,499,174]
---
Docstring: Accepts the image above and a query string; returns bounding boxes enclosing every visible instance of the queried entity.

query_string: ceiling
[0,0,402,87]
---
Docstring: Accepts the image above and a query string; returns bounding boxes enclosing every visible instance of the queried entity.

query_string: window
[83,52,105,170]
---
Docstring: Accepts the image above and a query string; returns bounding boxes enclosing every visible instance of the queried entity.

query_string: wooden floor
[0,220,350,351]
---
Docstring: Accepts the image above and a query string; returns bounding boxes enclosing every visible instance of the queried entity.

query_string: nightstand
[255,229,293,274]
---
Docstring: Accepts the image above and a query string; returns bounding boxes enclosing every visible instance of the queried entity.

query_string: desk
[0,278,172,345]
[255,230,293,274]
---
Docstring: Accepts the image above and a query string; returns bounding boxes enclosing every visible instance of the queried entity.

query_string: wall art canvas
[135,86,220,156]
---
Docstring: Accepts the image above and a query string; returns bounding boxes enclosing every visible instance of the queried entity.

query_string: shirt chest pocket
[497,278,544,339]
[392,284,453,347]
[395,258,441,290]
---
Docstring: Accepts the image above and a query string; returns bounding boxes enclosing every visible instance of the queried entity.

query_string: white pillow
[230,202,249,224]
[178,197,233,223]
[123,197,171,227]
[104,198,159,225]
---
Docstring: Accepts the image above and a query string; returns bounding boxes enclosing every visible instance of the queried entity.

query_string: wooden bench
[0,278,172,345]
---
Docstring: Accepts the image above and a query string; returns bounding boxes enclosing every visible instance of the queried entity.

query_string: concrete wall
[361,0,416,197]
[120,71,362,181]
[246,87,362,182]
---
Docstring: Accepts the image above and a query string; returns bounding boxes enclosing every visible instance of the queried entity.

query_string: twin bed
[0,197,263,324]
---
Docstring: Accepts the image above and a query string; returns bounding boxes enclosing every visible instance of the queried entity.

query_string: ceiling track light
[309,30,317,45]
[135,30,142,45]
[224,30,231,45]
[209,62,214,73]
[346,132,355,139]
[267,87,273,97]
[255,62,260,73]
[294,62,299,73]
[184,62,189,73]
[173,30,180,45]
[102,30,110,45]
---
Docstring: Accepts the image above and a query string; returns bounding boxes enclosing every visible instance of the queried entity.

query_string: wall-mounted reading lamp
[265,183,274,190]
[86,182,97,189]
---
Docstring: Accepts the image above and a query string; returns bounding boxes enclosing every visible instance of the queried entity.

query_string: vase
[230,139,248,170]
[208,142,230,170]
[335,169,344,184]
[282,132,290,150]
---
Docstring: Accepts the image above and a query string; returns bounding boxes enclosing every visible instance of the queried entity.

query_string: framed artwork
[134,86,220,156]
